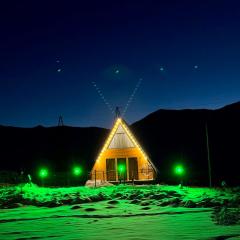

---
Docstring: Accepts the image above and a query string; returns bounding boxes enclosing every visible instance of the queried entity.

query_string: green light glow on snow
[1,184,238,240]
[72,166,82,176]
[39,168,48,179]
[174,165,185,176]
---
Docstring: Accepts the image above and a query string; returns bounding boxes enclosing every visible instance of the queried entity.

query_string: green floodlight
[39,168,48,179]
[118,164,126,173]
[73,166,82,176]
[174,164,185,176]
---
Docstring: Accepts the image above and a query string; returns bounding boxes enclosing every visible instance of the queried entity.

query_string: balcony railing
[89,168,155,184]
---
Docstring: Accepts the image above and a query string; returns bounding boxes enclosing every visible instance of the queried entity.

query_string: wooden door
[128,157,139,180]
[106,158,116,181]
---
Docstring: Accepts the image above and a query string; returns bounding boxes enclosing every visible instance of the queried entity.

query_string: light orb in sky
[115,69,120,74]
[160,66,164,71]
[194,65,198,69]
[57,68,62,72]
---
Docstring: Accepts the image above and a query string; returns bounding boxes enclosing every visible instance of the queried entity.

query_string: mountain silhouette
[0,102,240,185]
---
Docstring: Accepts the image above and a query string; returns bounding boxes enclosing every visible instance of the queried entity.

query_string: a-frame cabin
[90,118,157,182]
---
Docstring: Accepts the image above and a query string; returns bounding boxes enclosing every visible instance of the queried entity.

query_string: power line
[122,78,143,117]
[92,81,114,115]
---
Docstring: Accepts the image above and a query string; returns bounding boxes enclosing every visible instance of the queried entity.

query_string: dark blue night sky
[1,0,240,128]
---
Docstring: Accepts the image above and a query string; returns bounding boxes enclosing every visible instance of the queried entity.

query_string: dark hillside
[1,102,240,185]
[132,102,240,185]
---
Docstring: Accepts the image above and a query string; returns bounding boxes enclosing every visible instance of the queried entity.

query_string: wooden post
[115,158,118,182]
[67,172,70,187]
[126,158,129,181]
[94,170,97,187]
[205,123,212,188]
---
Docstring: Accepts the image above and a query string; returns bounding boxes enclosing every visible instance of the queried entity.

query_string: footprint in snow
[85,207,97,212]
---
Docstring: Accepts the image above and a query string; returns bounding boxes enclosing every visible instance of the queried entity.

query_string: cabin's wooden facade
[90,118,157,182]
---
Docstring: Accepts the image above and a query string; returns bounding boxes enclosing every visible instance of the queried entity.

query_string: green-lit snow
[0,184,240,239]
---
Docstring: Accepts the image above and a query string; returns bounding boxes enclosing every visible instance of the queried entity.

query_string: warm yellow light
[93,117,152,172]
[121,121,150,162]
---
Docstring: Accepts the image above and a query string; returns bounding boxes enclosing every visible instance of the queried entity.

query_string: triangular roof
[95,118,157,172]
[108,124,135,149]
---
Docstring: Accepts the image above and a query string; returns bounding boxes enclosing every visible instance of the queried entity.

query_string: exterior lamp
[39,168,48,179]
[73,166,82,176]
[174,165,185,176]
[118,165,125,173]
[118,164,126,183]
[174,164,185,187]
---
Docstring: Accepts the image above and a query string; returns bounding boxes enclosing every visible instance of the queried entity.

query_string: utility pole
[58,115,64,127]
[205,123,212,188]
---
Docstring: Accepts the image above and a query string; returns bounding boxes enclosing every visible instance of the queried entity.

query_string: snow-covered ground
[0,184,240,240]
